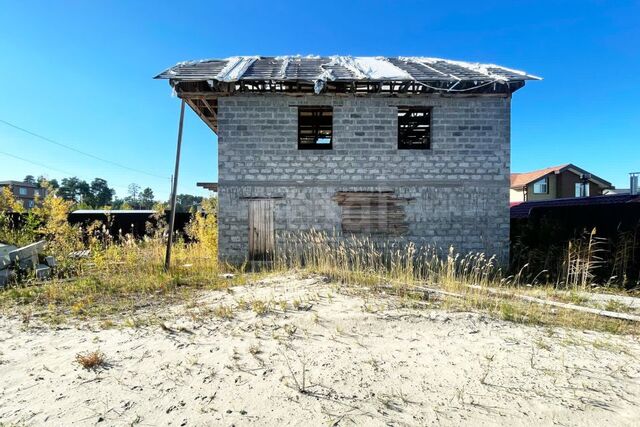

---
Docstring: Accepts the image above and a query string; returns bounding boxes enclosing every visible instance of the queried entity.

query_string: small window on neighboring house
[533,178,548,194]
[27,200,34,208]
[19,187,28,196]
[298,107,333,149]
[398,107,431,149]
[575,182,589,197]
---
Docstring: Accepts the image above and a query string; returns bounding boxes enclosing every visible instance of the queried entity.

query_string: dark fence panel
[511,203,640,287]
[67,211,192,239]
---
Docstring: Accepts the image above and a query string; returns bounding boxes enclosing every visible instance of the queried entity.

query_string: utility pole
[164,99,186,271]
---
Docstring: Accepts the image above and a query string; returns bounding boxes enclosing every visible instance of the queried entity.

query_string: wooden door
[248,199,275,262]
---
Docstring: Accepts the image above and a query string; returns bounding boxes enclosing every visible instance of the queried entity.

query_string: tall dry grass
[273,230,639,335]
[1,188,638,334]
[0,190,224,319]
[275,229,499,291]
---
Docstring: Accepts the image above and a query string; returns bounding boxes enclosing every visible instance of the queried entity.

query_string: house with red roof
[510,164,612,203]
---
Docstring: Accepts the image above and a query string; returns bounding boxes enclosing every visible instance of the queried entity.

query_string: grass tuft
[75,350,106,370]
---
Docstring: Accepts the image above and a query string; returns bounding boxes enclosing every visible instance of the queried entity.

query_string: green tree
[23,175,36,185]
[88,178,115,207]
[59,177,91,203]
[126,183,141,208]
[139,187,155,209]
[46,178,59,190]
[111,198,126,210]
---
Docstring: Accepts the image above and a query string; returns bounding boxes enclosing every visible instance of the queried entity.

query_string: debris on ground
[0,241,56,287]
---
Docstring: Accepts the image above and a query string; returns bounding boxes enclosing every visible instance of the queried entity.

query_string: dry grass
[273,230,640,335]
[75,350,105,370]
[0,194,230,321]
[212,304,234,320]
[1,189,638,336]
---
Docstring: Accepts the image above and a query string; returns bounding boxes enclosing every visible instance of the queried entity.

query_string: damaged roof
[155,55,541,87]
[155,56,541,133]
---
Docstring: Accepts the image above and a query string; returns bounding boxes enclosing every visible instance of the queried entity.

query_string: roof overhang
[197,182,218,192]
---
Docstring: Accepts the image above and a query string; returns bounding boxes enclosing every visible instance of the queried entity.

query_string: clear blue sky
[1,0,638,199]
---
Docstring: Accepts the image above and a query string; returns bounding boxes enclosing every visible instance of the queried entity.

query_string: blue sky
[1,0,638,199]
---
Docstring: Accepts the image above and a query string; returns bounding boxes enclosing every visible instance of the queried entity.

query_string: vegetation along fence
[511,202,640,289]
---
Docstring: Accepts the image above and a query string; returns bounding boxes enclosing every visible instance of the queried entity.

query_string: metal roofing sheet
[510,195,640,219]
[155,56,541,84]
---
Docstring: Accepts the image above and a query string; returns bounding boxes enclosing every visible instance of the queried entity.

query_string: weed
[284,323,298,337]
[20,309,32,326]
[75,350,106,370]
[236,297,249,311]
[279,346,308,394]
[251,300,270,316]
[534,337,551,351]
[604,300,633,313]
[500,302,516,322]
[213,304,234,320]
[248,344,262,355]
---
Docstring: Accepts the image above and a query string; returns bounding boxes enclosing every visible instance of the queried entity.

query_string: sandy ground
[1,274,639,426]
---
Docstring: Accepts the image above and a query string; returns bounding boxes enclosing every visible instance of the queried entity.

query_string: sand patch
[1,274,639,426]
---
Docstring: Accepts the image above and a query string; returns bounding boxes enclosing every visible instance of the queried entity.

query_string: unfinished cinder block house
[156,56,539,264]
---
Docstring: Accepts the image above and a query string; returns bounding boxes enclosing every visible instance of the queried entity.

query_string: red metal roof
[510,164,569,189]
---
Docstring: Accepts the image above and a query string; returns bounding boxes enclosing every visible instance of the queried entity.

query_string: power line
[0,118,169,180]
[0,149,130,194]
[0,149,76,176]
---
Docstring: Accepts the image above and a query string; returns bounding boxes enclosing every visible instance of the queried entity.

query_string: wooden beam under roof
[197,182,218,192]
[184,98,218,133]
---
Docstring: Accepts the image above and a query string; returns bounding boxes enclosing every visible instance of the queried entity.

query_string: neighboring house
[0,180,47,210]
[510,164,612,203]
[157,56,540,264]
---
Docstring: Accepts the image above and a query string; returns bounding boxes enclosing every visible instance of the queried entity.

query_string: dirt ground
[1,274,639,426]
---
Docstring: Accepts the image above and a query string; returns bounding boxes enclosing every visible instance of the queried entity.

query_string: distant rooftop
[511,164,612,189]
[511,164,570,189]
[0,180,38,187]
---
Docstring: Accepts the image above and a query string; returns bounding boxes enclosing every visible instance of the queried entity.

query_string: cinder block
[217,94,510,264]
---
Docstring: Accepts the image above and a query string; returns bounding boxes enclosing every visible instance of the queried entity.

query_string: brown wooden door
[248,199,275,262]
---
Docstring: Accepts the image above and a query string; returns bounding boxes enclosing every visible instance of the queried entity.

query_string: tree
[128,183,140,202]
[88,178,115,207]
[23,175,36,185]
[175,194,204,212]
[35,176,58,192]
[47,178,59,190]
[0,187,24,212]
[111,198,125,210]
[139,187,155,209]
[58,177,91,203]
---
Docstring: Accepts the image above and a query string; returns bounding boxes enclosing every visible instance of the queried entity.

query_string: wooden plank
[334,191,410,235]
[184,98,218,134]
[249,199,275,262]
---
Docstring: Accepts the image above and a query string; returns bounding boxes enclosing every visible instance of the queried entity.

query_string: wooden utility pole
[164,99,186,271]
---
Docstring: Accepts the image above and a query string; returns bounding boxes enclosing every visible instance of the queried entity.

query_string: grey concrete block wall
[217,94,511,264]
